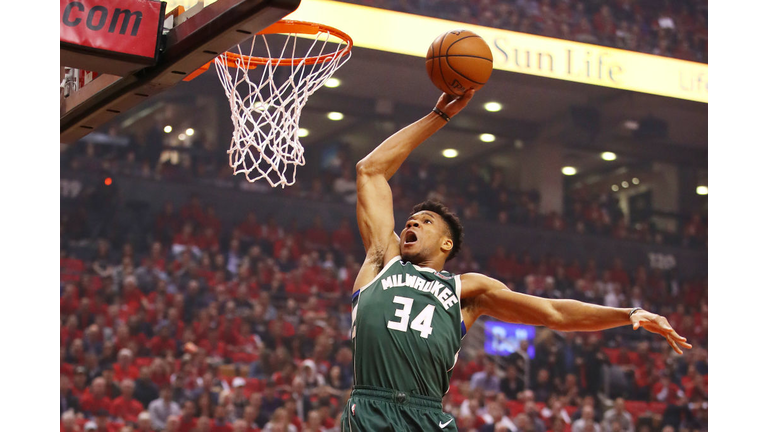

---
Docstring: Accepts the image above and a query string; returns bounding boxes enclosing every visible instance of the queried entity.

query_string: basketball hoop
[185,20,352,188]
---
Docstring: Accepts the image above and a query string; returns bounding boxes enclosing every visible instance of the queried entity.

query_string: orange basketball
[425,30,494,96]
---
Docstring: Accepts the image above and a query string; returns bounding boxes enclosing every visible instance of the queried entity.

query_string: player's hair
[410,200,464,261]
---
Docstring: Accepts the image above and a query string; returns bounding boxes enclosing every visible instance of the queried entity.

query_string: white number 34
[387,296,435,339]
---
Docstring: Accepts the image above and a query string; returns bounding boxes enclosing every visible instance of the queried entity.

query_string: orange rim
[183,20,352,81]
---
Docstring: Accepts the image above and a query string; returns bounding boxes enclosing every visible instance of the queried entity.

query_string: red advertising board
[60,0,165,75]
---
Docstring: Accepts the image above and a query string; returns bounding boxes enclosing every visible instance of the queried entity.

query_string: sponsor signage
[269,0,706,103]
[60,0,166,75]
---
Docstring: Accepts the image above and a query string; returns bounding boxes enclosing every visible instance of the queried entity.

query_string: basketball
[425,30,494,96]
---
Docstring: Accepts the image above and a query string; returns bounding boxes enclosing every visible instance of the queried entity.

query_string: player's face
[399,211,451,264]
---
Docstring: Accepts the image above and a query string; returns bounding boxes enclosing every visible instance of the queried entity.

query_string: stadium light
[611,185,619,192]
[298,128,310,137]
[622,181,629,188]
[479,133,496,143]
[561,166,577,176]
[623,120,640,130]
[325,78,341,88]
[327,112,344,121]
[697,185,708,195]
[601,151,617,161]
[163,125,172,133]
[484,102,502,112]
[185,128,195,136]
[442,149,459,158]
[632,177,640,185]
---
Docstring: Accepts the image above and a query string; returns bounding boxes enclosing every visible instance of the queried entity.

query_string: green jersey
[351,255,466,399]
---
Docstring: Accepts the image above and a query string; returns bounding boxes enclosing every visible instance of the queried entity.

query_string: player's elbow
[356,159,372,176]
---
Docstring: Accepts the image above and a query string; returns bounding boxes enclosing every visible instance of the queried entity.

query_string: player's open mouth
[404,231,418,245]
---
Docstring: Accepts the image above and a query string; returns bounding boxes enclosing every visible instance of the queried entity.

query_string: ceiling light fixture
[442,149,459,158]
[480,133,496,143]
[324,78,341,88]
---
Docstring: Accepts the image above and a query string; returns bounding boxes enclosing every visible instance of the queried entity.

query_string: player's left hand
[631,310,693,355]
[436,88,475,118]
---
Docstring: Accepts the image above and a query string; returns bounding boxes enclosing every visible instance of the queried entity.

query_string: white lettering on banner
[648,252,677,270]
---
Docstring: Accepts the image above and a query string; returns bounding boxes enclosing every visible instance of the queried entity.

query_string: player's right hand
[436,88,475,118]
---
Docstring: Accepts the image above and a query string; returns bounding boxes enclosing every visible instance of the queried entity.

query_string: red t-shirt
[80,391,112,415]
[303,226,329,249]
[110,396,144,423]
[113,363,140,382]
[178,417,198,432]
[148,336,177,356]
[211,421,234,432]
[331,227,355,253]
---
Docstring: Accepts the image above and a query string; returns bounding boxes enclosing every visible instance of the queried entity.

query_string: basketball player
[340,90,692,431]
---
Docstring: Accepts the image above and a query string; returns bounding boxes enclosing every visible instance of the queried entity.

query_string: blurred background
[59,0,707,431]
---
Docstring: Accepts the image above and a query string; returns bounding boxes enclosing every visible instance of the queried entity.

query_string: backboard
[60,0,301,143]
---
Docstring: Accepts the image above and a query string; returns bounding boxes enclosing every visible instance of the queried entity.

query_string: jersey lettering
[379,273,459,310]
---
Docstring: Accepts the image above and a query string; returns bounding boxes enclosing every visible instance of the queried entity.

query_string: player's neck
[409,257,445,273]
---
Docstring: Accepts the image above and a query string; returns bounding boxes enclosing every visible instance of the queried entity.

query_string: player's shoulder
[459,272,506,297]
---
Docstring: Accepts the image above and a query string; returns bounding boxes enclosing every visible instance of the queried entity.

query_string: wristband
[629,307,642,319]
[432,107,451,122]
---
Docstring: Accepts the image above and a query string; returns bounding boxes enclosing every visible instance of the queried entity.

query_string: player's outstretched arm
[354,91,475,256]
[460,273,693,354]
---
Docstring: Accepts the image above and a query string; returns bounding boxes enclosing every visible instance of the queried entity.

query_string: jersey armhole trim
[455,274,467,339]
[352,255,402,301]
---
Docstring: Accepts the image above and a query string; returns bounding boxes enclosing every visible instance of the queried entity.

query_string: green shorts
[340,385,458,432]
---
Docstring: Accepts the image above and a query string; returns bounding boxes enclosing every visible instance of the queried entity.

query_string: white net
[213,24,351,188]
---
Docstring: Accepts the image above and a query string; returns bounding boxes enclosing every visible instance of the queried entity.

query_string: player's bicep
[355,169,398,254]
[461,273,558,327]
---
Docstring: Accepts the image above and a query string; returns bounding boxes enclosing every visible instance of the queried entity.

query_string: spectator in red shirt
[61,283,81,315]
[135,411,153,432]
[200,205,222,235]
[93,409,122,432]
[165,415,181,432]
[149,325,178,357]
[62,315,83,350]
[155,201,180,243]
[302,216,329,251]
[61,410,81,432]
[653,372,684,405]
[211,404,234,432]
[331,218,355,255]
[178,400,199,432]
[197,226,222,253]
[110,379,144,423]
[121,275,147,314]
[609,257,631,287]
[237,211,263,241]
[180,194,205,225]
[113,348,140,382]
[81,377,113,417]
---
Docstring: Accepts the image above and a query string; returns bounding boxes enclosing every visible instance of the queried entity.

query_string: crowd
[338,0,708,63]
[61,184,708,431]
[62,141,708,251]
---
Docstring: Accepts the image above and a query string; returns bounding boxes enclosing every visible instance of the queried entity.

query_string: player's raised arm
[460,272,693,355]
[354,91,475,256]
